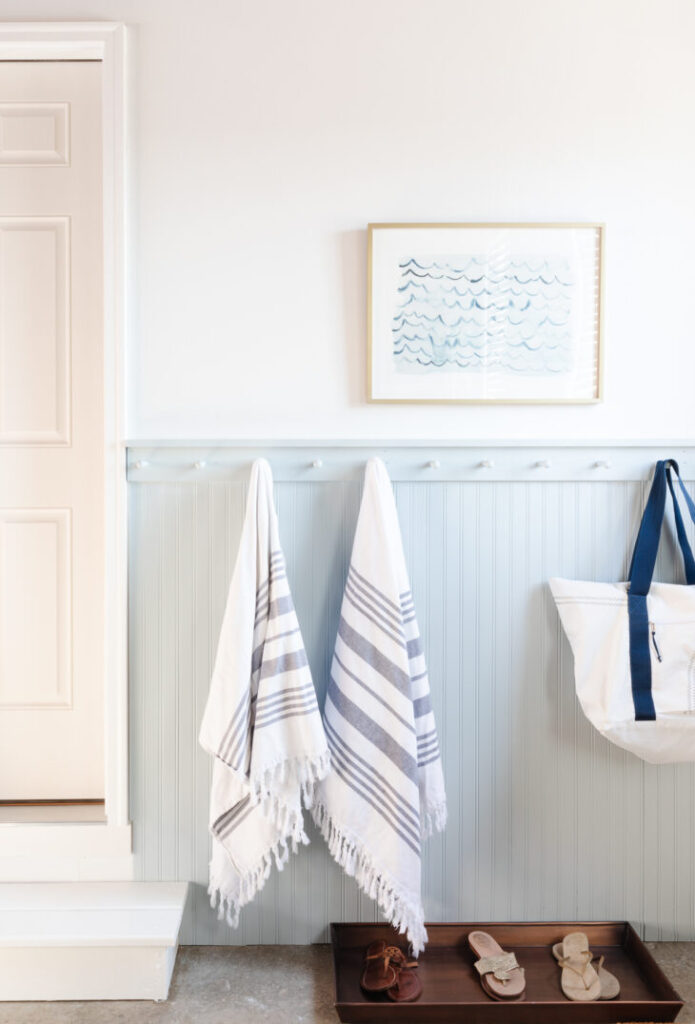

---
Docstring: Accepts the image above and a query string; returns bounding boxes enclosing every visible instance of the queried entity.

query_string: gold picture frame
[367,222,605,404]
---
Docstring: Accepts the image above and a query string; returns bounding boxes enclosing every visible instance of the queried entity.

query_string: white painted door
[0,61,104,799]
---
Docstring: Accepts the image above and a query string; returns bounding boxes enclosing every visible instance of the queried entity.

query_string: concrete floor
[0,942,691,1023]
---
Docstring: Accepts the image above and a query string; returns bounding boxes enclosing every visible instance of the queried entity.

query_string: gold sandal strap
[475,952,519,983]
[557,951,595,988]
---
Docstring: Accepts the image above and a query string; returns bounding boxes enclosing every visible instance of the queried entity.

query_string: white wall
[2,0,693,441]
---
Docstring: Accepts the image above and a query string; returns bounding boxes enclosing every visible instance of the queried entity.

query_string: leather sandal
[468,930,526,1001]
[360,941,397,993]
[552,933,601,1001]
[386,952,422,1003]
[551,943,619,1000]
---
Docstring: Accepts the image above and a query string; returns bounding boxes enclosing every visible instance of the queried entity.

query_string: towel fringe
[249,750,331,816]
[421,798,448,839]
[208,823,310,929]
[208,752,327,932]
[311,801,429,957]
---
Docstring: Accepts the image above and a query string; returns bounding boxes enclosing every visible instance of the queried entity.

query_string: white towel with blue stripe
[312,457,446,955]
[199,458,330,927]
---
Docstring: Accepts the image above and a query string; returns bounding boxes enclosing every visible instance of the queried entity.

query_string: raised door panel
[0,217,70,444]
[0,509,71,709]
[0,102,70,166]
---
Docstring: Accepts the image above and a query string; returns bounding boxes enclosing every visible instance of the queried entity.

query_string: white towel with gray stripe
[312,457,446,956]
[199,458,330,927]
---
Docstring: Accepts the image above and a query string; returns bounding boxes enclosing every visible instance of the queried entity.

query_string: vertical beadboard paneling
[128,465,695,944]
[458,483,479,920]
[440,484,463,921]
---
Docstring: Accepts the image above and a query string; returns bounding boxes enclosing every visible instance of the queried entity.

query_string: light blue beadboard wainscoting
[127,443,695,944]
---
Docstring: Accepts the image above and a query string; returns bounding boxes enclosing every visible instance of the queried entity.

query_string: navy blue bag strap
[627,459,695,720]
[666,469,695,584]
[628,461,668,597]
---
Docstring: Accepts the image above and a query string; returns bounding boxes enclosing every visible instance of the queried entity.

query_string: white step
[0,881,188,1001]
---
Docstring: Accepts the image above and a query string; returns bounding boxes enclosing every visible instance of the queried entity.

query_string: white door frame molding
[0,22,131,877]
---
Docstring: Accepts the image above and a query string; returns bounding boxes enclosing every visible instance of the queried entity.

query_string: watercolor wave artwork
[392,255,575,375]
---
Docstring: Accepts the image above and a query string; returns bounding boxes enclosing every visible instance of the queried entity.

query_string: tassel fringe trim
[311,801,428,957]
[248,749,331,815]
[208,750,330,929]
[421,798,448,839]
[209,828,310,929]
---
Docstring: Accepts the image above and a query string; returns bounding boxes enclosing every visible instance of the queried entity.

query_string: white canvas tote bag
[550,459,695,764]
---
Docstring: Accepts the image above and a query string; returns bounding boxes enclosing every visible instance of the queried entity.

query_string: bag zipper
[650,622,663,662]
[646,622,695,714]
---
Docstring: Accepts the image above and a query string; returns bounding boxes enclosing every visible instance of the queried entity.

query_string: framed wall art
[367,222,604,403]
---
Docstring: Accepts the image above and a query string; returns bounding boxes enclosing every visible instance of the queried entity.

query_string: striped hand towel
[312,457,446,955]
[199,458,330,927]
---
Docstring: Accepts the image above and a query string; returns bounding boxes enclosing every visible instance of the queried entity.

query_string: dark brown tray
[331,921,684,1022]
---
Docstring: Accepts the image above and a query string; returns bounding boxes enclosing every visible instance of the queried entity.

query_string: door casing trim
[0,22,131,876]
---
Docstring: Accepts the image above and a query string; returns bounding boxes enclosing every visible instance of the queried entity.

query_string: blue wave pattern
[392,255,574,374]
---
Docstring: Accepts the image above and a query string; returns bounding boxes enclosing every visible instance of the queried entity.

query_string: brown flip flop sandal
[386,956,422,1003]
[468,930,526,1001]
[360,941,397,993]
[552,933,601,1002]
[551,944,619,1000]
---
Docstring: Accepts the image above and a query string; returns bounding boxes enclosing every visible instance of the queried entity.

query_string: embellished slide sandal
[552,932,602,1001]
[552,941,620,1000]
[468,930,526,1001]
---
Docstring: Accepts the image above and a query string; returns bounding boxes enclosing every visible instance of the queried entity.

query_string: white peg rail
[126,442,695,484]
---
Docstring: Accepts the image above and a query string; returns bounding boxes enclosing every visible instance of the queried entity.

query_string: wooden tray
[331,922,684,1022]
